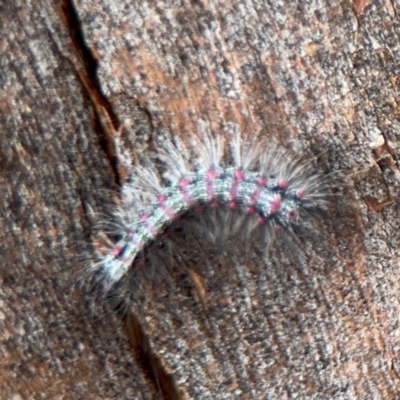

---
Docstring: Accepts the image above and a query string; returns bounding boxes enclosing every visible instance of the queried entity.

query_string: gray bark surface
[2,0,400,399]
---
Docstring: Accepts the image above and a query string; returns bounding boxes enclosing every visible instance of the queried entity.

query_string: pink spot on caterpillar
[229,201,238,209]
[158,194,176,219]
[234,170,245,180]
[278,180,289,190]
[210,200,220,208]
[140,214,158,236]
[270,197,282,213]
[113,246,123,256]
[178,178,194,206]
[178,177,191,187]
[296,190,304,199]
[257,177,268,186]
[206,169,219,200]
[207,170,219,179]
[140,213,149,223]
[162,205,175,219]
[230,169,245,203]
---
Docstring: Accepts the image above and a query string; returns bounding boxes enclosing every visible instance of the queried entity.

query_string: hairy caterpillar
[88,128,329,300]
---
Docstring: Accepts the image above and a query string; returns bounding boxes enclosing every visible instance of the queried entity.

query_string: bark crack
[61,0,120,185]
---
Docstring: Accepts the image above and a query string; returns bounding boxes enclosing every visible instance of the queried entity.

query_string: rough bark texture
[2,0,400,399]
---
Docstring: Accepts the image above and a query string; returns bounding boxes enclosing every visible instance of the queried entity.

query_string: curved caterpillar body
[92,132,328,286]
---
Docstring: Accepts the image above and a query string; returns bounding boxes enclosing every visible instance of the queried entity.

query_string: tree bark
[2,0,400,399]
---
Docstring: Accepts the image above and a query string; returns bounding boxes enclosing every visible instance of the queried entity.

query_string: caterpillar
[89,128,329,297]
